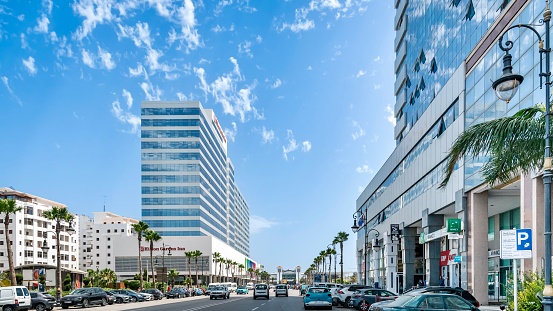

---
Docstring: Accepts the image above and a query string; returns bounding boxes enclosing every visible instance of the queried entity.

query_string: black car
[141,289,164,300]
[404,286,479,307]
[60,287,108,309]
[30,292,55,311]
[112,289,144,302]
[106,291,130,304]
[165,288,187,298]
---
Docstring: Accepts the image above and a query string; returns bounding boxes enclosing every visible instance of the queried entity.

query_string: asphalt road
[68,289,315,311]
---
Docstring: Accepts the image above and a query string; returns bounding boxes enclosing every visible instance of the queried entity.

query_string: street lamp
[351,212,380,286]
[40,221,76,304]
[491,3,552,311]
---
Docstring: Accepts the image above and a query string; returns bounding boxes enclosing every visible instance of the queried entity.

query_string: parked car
[369,292,480,311]
[112,289,144,302]
[138,291,153,301]
[303,286,333,310]
[141,289,163,300]
[253,284,269,300]
[236,286,249,294]
[105,290,130,304]
[0,286,32,311]
[275,284,288,297]
[60,287,108,309]
[210,285,230,300]
[335,285,372,307]
[105,293,116,305]
[404,286,480,307]
[30,292,55,311]
[165,288,187,299]
[349,289,398,310]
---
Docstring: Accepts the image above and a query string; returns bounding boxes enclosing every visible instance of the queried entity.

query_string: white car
[139,292,154,301]
[253,283,269,300]
[335,285,370,307]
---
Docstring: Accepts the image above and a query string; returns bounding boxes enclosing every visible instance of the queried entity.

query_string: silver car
[275,284,288,297]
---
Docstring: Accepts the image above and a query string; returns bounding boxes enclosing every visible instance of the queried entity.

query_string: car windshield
[70,289,86,295]
[238,286,246,289]
[309,288,329,293]
[214,286,225,290]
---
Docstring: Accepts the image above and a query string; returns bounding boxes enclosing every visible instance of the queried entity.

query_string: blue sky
[0,0,396,275]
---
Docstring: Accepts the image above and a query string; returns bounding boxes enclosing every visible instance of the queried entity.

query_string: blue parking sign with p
[516,229,532,251]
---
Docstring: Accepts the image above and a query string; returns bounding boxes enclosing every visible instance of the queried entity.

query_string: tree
[87,269,98,287]
[0,199,22,285]
[326,247,337,283]
[168,269,179,288]
[185,251,194,287]
[98,268,117,288]
[144,230,161,287]
[247,267,254,283]
[333,231,349,283]
[440,105,546,188]
[238,264,245,285]
[131,221,150,290]
[43,206,74,301]
[192,250,203,286]
[319,250,327,280]
[212,252,221,282]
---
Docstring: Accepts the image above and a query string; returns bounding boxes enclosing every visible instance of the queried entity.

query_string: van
[0,286,31,311]
[246,282,254,290]
[229,283,237,292]
[253,283,269,300]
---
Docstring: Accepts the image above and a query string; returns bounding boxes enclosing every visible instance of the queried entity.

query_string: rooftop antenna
[103,195,106,212]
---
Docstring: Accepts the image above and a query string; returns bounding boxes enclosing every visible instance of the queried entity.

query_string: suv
[0,286,31,311]
[60,287,108,309]
[30,292,56,311]
[209,285,230,300]
[275,284,288,297]
[405,286,480,307]
[335,285,371,307]
[253,283,269,300]
[141,289,163,300]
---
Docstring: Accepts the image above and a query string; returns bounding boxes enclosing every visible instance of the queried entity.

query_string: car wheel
[304,305,309,310]
[131,297,137,302]
[116,298,122,304]
[210,297,213,300]
[101,298,107,306]
[82,298,90,308]
[286,294,288,297]
[266,295,269,299]
[3,306,15,311]
[35,304,46,311]
[253,296,257,299]
[343,297,351,307]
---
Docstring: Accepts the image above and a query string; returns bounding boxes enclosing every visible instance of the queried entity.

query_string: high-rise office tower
[141,101,250,256]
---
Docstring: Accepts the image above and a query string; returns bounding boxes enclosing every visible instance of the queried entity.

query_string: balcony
[394,15,407,52]
[394,0,408,30]
[394,113,407,140]
[395,89,407,117]
[394,41,406,74]
[394,65,406,96]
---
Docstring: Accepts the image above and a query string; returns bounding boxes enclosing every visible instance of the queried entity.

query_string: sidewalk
[479,306,502,311]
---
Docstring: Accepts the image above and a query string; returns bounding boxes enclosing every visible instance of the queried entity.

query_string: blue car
[304,287,332,310]
[236,286,249,294]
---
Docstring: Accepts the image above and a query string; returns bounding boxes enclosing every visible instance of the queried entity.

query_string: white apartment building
[78,212,139,272]
[0,187,80,271]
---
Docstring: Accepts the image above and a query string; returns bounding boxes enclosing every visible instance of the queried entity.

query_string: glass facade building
[355,0,546,304]
[141,101,250,256]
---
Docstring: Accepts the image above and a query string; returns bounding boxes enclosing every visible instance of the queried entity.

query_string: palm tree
[247,267,254,283]
[238,264,245,285]
[86,269,98,287]
[224,258,231,282]
[254,269,260,283]
[144,230,161,287]
[0,199,21,285]
[212,252,221,282]
[185,251,194,287]
[98,268,117,288]
[192,250,203,286]
[131,221,150,290]
[326,247,337,283]
[440,105,546,188]
[319,251,327,278]
[333,231,349,283]
[43,206,74,301]
[168,269,179,288]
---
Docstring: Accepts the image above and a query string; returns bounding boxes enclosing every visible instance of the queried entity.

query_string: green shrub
[506,271,544,311]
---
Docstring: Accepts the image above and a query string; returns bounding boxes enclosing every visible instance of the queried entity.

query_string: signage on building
[500,229,532,259]
[488,249,500,257]
[454,256,462,263]
[419,233,425,244]
[439,250,458,266]
[212,115,227,144]
[140,246,186,252]
[447,219,461,233]
[390,224,401,239]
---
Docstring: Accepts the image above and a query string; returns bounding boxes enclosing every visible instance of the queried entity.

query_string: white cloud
[370,134,379,143]
[176,92,188,101]
[1,76,23,106]
[374,84,381,90]
[238,40,253,57]
[355,70,366,78]
[72,0,115,40]
[20,34,28,49]
[224,122,237,142]
[302,141,312,152]
[283,129,298,161]
[356,164,373,174]
[373,56,381,62]
[34,14,49,33]
[81,49,95,68]
[250,215,278,234]
[280,19,315,33]
[261,126,274,144]
[386,104,396,126]
[98,46,115,70]
[307,66,313,70]
[111,89,140,134]
[129,63,147,78]
[17,14,25,21]
[140,81,163,101]
[172,0,201,52]
[22,56,37,75]
[211,24,235,33]
[271,78,282,89]
[256,35,262,43]
[280,0,367,32]
[351,120,366,140]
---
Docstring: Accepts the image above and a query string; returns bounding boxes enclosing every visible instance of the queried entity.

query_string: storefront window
[499,208,521,230]
[488,216,495,241]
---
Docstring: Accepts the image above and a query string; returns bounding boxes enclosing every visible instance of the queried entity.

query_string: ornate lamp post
[41,221,76,304]
[491,3,552,310]
[351,211,380,286]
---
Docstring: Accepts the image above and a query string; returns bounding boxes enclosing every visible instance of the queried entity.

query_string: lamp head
[492,50,523,103]
[351,218,359,232]
[67,222,76,235]
[41,240,49,253]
